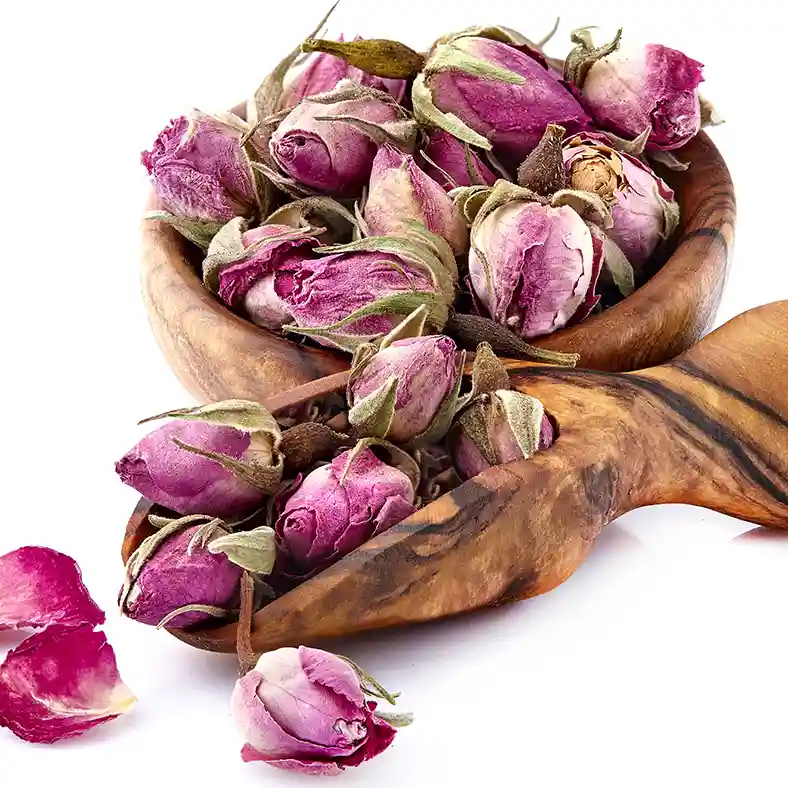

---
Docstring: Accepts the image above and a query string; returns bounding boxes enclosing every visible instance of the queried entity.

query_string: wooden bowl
[140,131,735,402]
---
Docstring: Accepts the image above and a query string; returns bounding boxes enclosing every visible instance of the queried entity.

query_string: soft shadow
[731,527,788,544]
[0,629,26,648]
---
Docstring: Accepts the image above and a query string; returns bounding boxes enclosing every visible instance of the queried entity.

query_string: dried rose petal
[0,547,104,632]
[0,624,136,743]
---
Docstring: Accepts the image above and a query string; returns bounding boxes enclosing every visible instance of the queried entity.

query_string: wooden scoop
[122,301,788,654]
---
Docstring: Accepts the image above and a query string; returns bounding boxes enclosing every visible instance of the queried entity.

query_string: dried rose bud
[115,400,283,519]
[413,34,592,164]
[0,624,136,744]
[119,518,249,629]
[278,234,456,353]
[142,111,257,223]
[0,547,104,631]
[364,144,469,256]
[468,187,602,338]
[564,133,679,271]
[281,34,407,109]
[348,311,463,445]
[201,220,321,330]
[420,129,497,191]
[450,389,554,479]
[270,81,411,197]
[232,646,400,775]
[275,448,416,577]
[567,32,704,151]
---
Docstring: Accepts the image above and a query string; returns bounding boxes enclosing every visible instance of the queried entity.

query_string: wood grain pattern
[140,132,735,405]
[123,300,787,654]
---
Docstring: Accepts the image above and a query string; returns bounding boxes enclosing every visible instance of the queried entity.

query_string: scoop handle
[634,299,788,525]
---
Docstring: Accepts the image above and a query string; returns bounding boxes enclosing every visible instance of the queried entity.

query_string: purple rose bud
[231,646,397,775]
[364,144,469,256]
[579,43,704,151]
[142,113,257,222]
[564,133,679,268]
[420,130,497,191]
[469,200,602,338]
[205,223,321,330]
[275,235,455,352]
[450,390,554,479]
[281,34,407,109]
[348,335,462,444]
[414,36,592,165]
[270,82,402,197]
[116,398,283,518]
[121,522,243,629]
[275,448,416,577]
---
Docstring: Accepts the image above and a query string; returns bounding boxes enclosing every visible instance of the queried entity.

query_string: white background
[2,1,787,785]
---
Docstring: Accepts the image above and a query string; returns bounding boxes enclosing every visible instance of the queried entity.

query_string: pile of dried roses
[142,17,715,353]
[0,12,719,777]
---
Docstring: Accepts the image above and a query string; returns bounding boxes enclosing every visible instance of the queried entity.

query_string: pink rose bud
[414,35,592,165]
[232,646,400,775]
[115,401,283,519]
[270,82,406,197]
[142,112,257,222]
[120,520,245,629]
[201,221,321,330]
[0,624,136,744]
[276,234,456,352]
[469,197,602,339]
[568,33,704,151]
[275,448,416,577]
[364,144,469,256]
[420,129,497,191]
[564,133,679,270]
[348,334,462,444]
[281,34,407,109]
[450,389,554,479]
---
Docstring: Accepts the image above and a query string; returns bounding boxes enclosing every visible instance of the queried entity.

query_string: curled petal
[0,547,104,631]
[0,625,136,743]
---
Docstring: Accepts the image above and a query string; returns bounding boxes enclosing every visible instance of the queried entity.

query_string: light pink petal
[0,624,136,743]
[299,646,366,706]
[0,547,105,631]
[241,745,343,775]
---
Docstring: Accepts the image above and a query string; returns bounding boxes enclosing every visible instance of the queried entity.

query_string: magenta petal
[0,624,136,743]
[0,547,105,632]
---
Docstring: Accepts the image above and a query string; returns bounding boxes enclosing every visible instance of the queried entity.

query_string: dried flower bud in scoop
[347,307,464,445]
[468,182,603,339]
[269,81,415,197]
[413,32,592,165]
[232,646,403,774]
[564,133,680,280]
[0,625,136,744]
[364,144,469,256]
[565,30,704,151]
[281,35,407,109]
[279,232,456,353]
[0,547,104,631]
[420,129,497,191]
[119,516,264,629]
[275,447,417,578]
[115,400,283,519]
[450,389,554,479]
[142,111,258,223]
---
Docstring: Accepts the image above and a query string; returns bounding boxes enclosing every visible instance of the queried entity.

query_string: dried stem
[236,572,258,677]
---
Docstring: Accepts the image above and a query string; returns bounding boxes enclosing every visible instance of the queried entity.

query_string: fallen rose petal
[0,624,136,743]
[0,547,104,632]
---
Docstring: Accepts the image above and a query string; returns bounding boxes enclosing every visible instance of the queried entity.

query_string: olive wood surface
[123,300,788,654]
[140,132,735,405]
